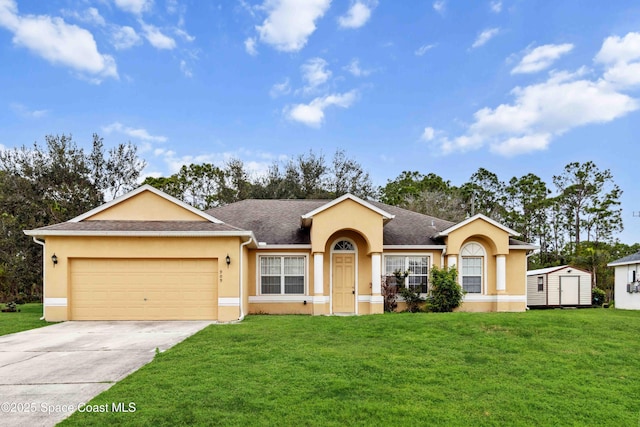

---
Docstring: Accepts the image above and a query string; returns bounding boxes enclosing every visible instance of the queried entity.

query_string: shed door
[70,258,217,320]
[560,276,580,305]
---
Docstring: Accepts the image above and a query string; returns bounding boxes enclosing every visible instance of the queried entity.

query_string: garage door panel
[70,258,218,320]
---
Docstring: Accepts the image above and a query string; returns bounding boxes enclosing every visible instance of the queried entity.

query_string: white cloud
[110,25,141,50]
[63,7,106,27]
[0,0,118,81]
[511,43,574,74]
[437,68,638,156]
[421,127,435,141]
[286,91,357,127]
[338,1,376,29]
[490,0,502,13]
[595,32,640,64]
[173,27,194,42]
[270,78,291,98]
[180,60,192,78]
[244,37,258,56]
[114,0,153,15]
[602,61,640,88]
[255,0,331,52]
[472,28,500,48]
[301,57,331,92]
[140,21,176,49]
[344,58,371,77]
[490,134,551,156]
[103,122,168,142]
[433,1,446,14]
[596,32,640,89]
[166,0,179,14]
[415,43,436,56]
[152,147,275,177]
[10,103,48,118]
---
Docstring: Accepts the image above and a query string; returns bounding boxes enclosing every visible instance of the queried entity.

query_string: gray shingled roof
[28,220,244,233]
[608,251,640,266]
[207,199,455,245]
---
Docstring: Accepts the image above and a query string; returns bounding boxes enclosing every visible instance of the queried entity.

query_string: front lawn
[62,309,640,426]
[0,303,48,336]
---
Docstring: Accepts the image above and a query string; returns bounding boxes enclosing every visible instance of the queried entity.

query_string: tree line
[379,164,635,296]
[0,133,636,301]
[0,134,144,301]
[142,149,376,209]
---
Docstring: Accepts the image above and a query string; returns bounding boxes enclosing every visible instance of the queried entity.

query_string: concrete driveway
[0,320,213,427]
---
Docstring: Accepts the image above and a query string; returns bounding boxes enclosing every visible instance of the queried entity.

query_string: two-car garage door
[70,259,217,320]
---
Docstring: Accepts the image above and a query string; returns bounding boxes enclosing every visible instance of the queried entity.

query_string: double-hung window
[461,257,482,293]
[384,255,429,293]
[260,256,305,295]
[537,276,544,292]
[460,242,484,294]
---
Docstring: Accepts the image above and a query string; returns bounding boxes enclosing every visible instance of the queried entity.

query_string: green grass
[0,303,48,336]
[62,309,640,426]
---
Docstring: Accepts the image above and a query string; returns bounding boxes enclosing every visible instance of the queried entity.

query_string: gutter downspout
[32,237,46,320]
[238,238,253,321]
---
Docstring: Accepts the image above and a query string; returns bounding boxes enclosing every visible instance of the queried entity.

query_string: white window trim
[383,253,431,295]
[256,253,309,296]
[460,242,487,295]
[537,276,544,292]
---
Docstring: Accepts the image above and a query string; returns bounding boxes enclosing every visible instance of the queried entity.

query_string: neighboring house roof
[608,251,640,267]
[70,184,224,224]
[208,198,469,246]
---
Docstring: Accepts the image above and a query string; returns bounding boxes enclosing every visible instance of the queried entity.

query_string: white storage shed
[527,265,592,307]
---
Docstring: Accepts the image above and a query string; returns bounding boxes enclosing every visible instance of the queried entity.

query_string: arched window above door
[333,240,355,251]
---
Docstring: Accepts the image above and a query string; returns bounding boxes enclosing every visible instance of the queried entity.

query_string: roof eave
[23,229,258,244]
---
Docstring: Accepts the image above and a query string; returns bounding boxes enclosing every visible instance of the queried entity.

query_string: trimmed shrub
[427,266,464,312]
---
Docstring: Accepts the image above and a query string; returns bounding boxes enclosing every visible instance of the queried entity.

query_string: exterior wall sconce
[51,254,58,266]
[226,254,231,267]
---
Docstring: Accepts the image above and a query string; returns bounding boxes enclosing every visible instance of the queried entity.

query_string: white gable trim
[300,193,394,227]
[527,265,569,276]
[69,184,224,224]
[527,265,591,276]
[434,213,520,238]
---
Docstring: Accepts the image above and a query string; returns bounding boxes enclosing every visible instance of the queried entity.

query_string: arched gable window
[333,240,355,251]
[460,242,485,294]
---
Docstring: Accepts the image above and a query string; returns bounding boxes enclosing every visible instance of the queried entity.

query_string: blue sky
[1,0,640,243]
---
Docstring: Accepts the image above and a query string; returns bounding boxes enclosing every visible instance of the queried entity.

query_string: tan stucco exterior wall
[506,250,527,296]
[310,199,384,254]
[86,191,205,221]
[443,219,527,313]
[445,219,510,255]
